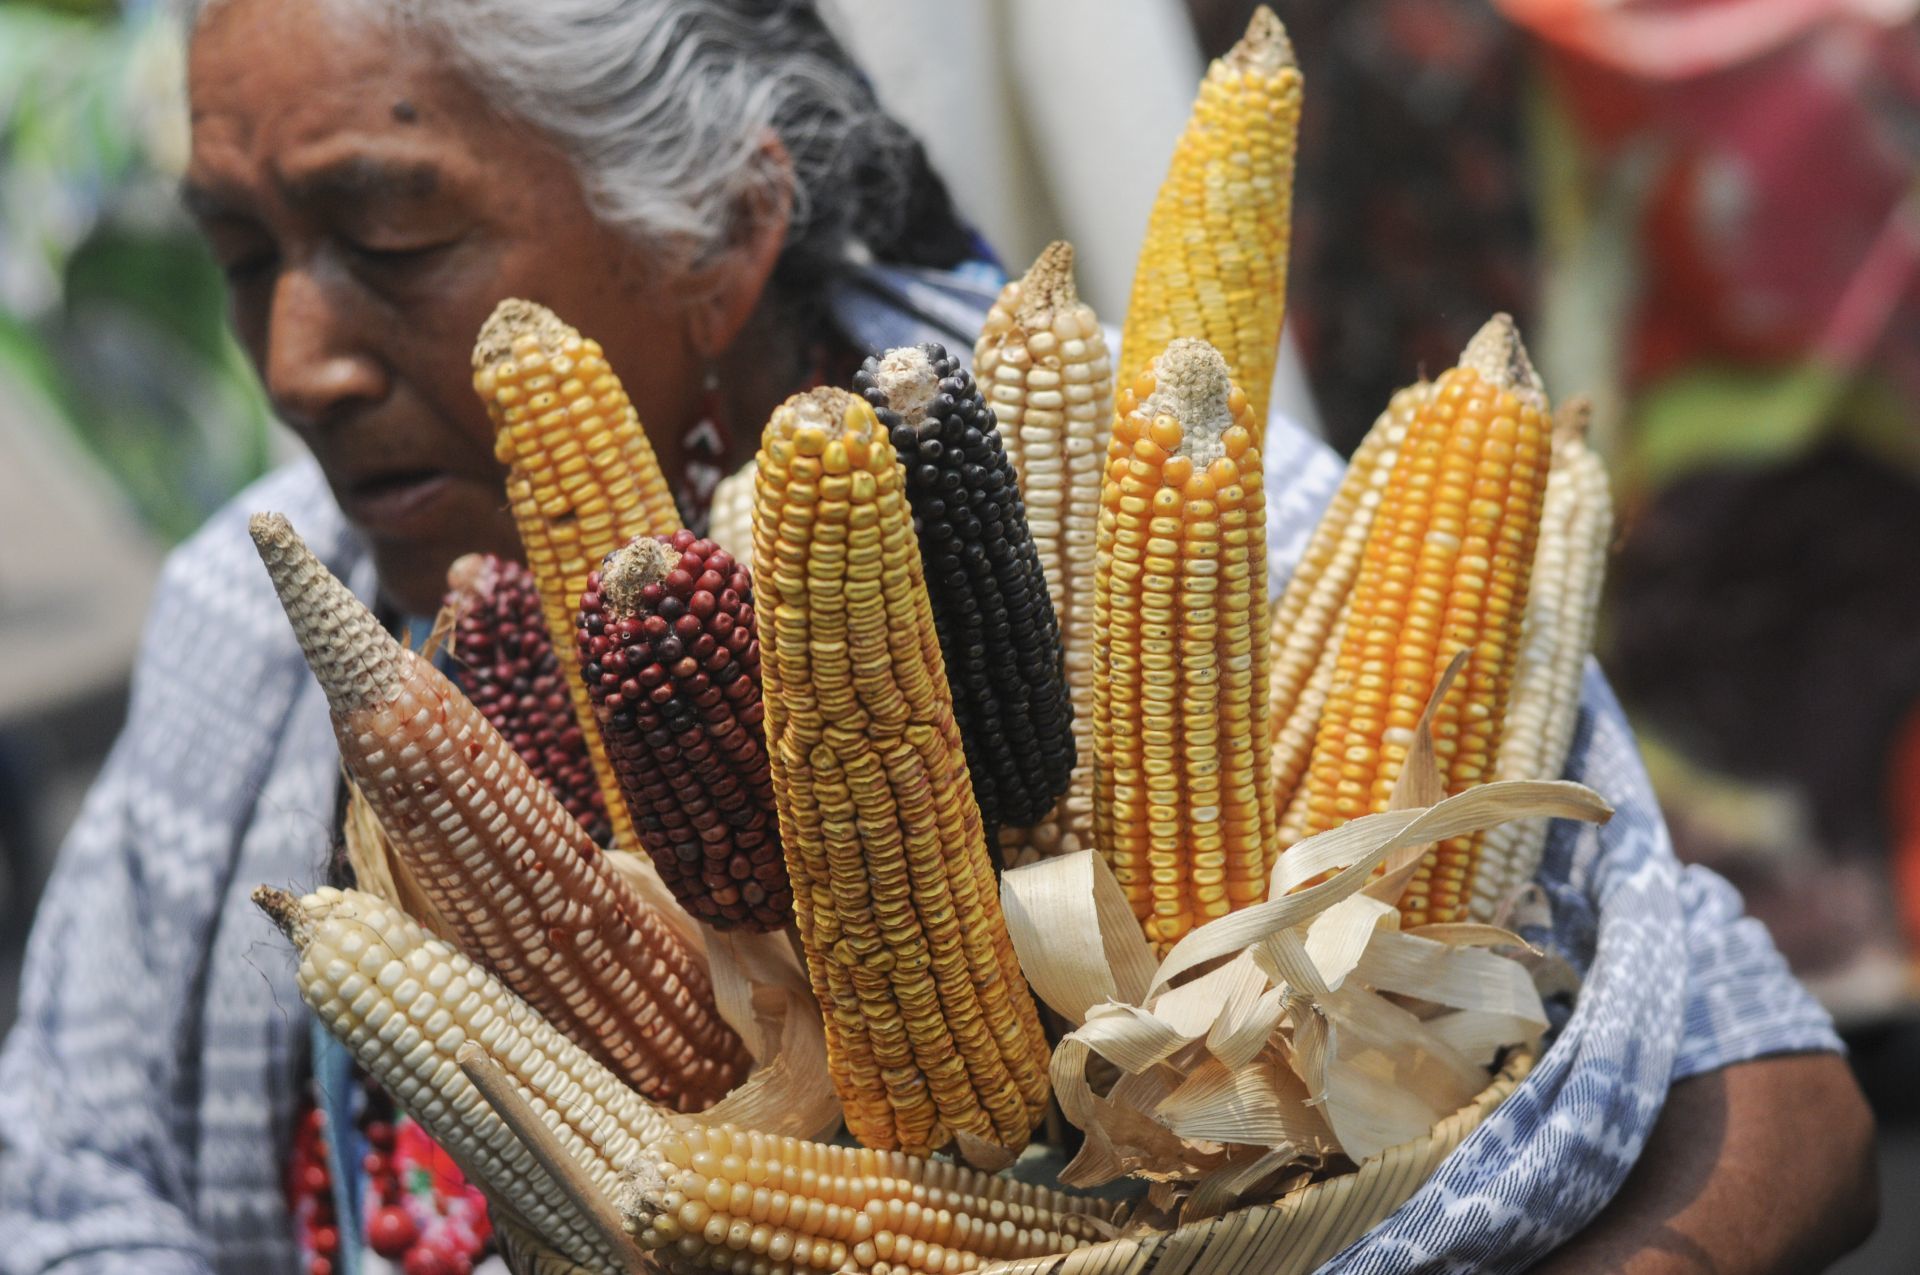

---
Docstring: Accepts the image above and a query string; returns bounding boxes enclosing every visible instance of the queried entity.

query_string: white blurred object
[827,0,1323,439]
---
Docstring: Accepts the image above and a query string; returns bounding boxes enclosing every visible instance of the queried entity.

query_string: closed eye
[221,249,280,285]
[343,237,453,269]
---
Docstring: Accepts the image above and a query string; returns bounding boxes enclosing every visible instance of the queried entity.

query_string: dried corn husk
[341,781,457,945]
[1001,661,1610,1214]
[975,1050,1532,1275]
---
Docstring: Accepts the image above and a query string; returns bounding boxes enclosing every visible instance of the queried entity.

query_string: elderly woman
[0,1,1877,1273]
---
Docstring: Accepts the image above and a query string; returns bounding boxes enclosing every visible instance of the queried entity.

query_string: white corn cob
[1268,382,1430,856]
[619,1121,1119,1275]
[254,886,668,1270]
[974,242,1114,864]
[707,461,758,564]
[1469,400,1612,920]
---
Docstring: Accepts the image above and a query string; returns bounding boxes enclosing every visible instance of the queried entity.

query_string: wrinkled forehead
[184,0,485,173]
[180,0,390,30]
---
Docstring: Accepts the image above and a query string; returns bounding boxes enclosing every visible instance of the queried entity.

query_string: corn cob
[854,344,1075,836]
[707,461,759,565]
[975,242,1114,862]
[249,514,750,1109]
[620,1122,1119,1275]
[1469,399,1612,921]
[1093,339,1276,950]
[1119,6,1301,431]
[253,885,666,1271]
[752,387,1052,1156]
[1267,382,1432,853]
[1292,316,1552,926]
[445,553,613,846]
[473,299,684,860]
[579,531,791,932]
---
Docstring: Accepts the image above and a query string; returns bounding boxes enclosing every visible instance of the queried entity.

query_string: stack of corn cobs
[248,9,1614,1272]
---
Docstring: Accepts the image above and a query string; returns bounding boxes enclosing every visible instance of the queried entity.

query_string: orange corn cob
[250,514,750,1109]
[1292,316,1553,926]
[752,388,1051,1157]
[1267,382,1431,855]
[1093,339,1277,950]
[1119,7,1301,431]
[473,300,683,859]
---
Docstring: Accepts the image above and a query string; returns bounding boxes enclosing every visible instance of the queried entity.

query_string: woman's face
[185,0,704,616]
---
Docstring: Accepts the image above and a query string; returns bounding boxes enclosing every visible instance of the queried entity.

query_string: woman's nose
[263,265,387,433]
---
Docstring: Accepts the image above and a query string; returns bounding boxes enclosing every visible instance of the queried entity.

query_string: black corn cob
[854,342,1075,832]
[577,531,791,931]
[444,554,612,845]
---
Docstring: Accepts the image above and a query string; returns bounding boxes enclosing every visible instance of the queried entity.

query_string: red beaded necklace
[675,339,855,535]
[288,1070,493,1275]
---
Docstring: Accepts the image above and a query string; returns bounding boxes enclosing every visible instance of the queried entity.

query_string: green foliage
[1633,363,1845,485]
[1631,361,1920,492]
[1,1,276,543]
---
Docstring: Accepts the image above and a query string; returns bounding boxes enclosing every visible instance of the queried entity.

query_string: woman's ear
[684,134,795,361]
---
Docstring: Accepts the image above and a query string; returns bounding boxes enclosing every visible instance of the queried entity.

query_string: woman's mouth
[339,468,458,535]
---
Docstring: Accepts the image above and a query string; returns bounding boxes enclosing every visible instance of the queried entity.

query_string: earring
[676,366,729,536]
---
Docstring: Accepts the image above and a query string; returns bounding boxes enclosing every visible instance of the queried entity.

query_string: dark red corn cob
[577,531,791,931]
[444,554,612,846]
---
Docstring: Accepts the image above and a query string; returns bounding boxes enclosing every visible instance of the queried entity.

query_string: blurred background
[1,0,1915,1266]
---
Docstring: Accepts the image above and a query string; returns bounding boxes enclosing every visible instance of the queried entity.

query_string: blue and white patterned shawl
[0,265,1838,1275]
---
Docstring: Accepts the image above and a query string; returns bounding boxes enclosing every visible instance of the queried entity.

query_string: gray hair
[180,0,970,282]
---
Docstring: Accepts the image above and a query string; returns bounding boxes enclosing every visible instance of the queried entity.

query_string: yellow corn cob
[250,514,750,1109]
[1267,381,1432,853]
[1469,399,1612,921]
[473,300,684,859]
[1293,316,1552,926]
[752,388,1051,1156]
[707,460,759,563]
[253,885,668,1270]
[1093,339,1276,950]
[1119,6,1301,431]
[620,1122,1120,1275]
[976,242,1114,864]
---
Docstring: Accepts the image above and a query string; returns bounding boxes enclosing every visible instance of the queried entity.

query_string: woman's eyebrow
[282,156,442,206]
[179,179,246,221]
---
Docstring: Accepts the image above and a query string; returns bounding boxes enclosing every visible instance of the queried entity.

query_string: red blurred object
[402,1247,452,1275]
[1499,0,1920,405]
[369,1204,418,1258]
[1496,0,1907,78]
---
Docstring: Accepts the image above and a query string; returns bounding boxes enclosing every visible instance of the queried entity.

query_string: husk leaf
[341,780,459,946]
[692,926,843,1140]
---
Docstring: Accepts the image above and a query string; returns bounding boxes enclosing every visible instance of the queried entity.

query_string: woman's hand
[1531,1052,1877,1273]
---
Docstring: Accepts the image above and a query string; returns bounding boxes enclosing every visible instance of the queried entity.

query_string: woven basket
[494,1214,604,1275]
[492,1050,1531,1275]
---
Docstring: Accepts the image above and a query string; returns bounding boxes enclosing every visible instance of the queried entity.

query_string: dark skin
[184,0,802,615]
[1535,1054,1877,1274]
[185,1,1879,1269]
